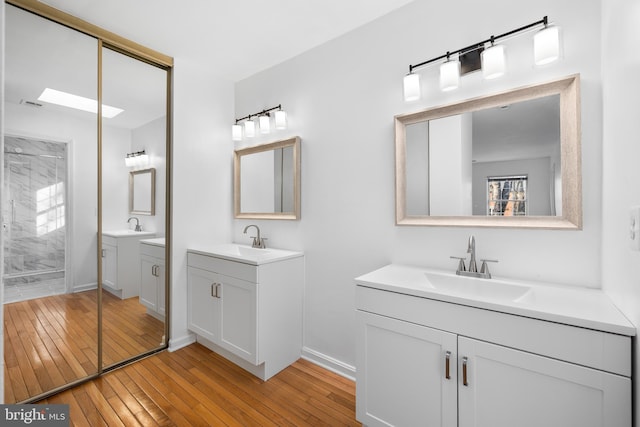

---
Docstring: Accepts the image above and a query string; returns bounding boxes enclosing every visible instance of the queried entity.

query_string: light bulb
[125,156,134,167]
[403,72,421,102]
[440,59,460,92]
[232,124,243,141]
[482,44,506,79]
[534,25,560,65]
[275,110,287,129]
[259,115,270,134]
[244,120,256,138]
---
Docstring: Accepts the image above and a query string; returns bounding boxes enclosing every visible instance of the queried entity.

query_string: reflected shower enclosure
[3,136,68,302]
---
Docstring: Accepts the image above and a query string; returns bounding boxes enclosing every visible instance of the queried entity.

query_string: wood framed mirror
[129,167,156,215]
[234,136,301,220]
[395,74,581,229]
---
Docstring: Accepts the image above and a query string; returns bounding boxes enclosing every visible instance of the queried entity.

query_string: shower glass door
[3,136,67,303]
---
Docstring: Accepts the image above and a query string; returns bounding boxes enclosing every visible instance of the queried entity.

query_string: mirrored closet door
[3,1,172,403]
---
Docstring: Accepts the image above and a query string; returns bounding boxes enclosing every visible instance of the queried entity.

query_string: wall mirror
[130,168,156,215]
[234,136,301,220]
[396,74,581,229]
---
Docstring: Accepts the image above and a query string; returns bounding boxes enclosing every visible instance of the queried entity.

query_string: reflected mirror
[234,136,301,220]
[130,168,156,215]
[396,75,581,229]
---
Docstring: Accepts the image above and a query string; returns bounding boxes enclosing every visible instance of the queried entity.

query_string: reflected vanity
[234,136,301,220]
[395,74,581,229]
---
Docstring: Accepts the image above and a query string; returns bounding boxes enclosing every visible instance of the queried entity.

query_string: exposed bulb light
[259,115,271,134]
[232,124,243,141]
[275,110,287,129]
[482,40,506,79]
[403,72,421,102]
[244,120,256,138]
[38,88,123,118]
[440,55,460,92]
[534,23,560,65]
[125,150,149,168]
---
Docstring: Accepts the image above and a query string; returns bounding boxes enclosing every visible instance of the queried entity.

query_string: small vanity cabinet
[102,230,155,299]
[355,264,634,427]
[187,244,304,380]
[139,238,166,320]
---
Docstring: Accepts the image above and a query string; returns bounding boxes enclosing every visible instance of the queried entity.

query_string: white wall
[169,59,234,349]
[601,0,640,424]
[234,0,603,373]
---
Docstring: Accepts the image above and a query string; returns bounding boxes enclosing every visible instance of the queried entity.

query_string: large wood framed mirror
[395,74,581,229]
[3,0,172,403]
[234,136,301,220]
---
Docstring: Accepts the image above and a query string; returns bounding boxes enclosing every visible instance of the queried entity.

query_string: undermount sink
[424,272,531,302]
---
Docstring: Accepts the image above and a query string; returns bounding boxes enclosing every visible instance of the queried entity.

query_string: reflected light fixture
[125,150,149,168]
[403,16,560,102]
[482,37,506,79]
[439,53,460,91]
[38,88,124,118]
[232,104,287,141]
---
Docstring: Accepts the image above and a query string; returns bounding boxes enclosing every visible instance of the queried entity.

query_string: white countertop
[140,237,165,247]
[188,243,303,266]
[103,229,156,238]
[356,264,636,336]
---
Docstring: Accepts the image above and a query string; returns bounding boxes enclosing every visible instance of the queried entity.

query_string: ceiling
[38,0,416,82]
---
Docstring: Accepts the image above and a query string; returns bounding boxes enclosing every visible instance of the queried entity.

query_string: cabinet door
[187,267,219,343]
[356,311,458,427]
[139,254,157,311]
[156,259,166,317]
[218,275,257,364]
[458,337,631,427]
[102,243,118,289]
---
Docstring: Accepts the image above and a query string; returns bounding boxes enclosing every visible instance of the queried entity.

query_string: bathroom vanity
[187,244,304,380]
[102,230,156,299]
[139,238,166,320]
[355,264,635,427]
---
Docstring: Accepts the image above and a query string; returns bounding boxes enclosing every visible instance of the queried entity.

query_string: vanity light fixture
[232,104,287,141]
[403,16,560,102]
[125,150,149,168]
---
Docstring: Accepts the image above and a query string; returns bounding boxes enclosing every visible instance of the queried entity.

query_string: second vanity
[187,243,304,380]
[355,264,635,427]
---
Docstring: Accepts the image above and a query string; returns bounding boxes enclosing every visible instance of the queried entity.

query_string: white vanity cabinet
[355,265,634,427]
[139,238,165,320]
[187,245,304,381]
[102,230,155,299]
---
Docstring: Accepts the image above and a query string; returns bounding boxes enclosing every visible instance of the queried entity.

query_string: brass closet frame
[5,0,173,402]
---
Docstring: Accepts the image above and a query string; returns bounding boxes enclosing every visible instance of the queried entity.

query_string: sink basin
[103,229,155,237]
[189,243,303,265]
[424,272,530,302]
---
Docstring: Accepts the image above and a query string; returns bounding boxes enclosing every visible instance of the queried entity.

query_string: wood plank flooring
[4,290,165,403]
[40,343,361,427]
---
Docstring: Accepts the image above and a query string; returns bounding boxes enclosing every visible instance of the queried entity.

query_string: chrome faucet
[450,235,497,279]
[243,224,267,249]
[128,217,142,231]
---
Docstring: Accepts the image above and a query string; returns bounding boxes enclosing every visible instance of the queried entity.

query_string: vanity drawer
[187,252,257,282]
[141,242,164,259]
[356,285,631,377]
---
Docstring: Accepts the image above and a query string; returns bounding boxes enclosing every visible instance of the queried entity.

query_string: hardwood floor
[39,343,361,427]
[4,290,165,403]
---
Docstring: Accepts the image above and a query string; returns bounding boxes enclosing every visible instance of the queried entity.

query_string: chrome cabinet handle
[215,283,221,298]
[462,356,469,386]
[445,351,451,380]
[211,283,221,298]
[101,249,106,258]
[211,283,215,297]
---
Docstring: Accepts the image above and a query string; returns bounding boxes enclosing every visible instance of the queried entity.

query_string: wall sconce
[125,150,149,168]
[232,104,287,141]
[403,16,560,102]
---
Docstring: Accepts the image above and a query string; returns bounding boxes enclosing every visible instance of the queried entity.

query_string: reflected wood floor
[4,290,164,403]
[39,344,360,427]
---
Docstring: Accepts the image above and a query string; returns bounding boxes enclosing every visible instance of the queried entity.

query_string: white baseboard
[301,346,356,381]
[73,282,97,293]
[169,333,196,352]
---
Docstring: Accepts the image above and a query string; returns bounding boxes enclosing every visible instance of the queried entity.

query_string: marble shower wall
[3,136,66,278]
